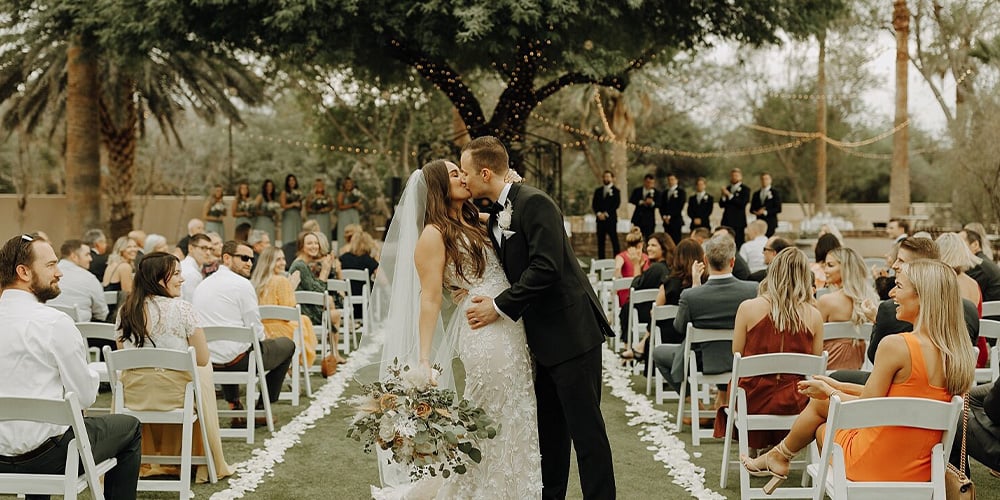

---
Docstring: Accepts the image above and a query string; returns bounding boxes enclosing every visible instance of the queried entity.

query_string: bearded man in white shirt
[46,239,108,322]
[193,240,295,421]
[0,234,141,500]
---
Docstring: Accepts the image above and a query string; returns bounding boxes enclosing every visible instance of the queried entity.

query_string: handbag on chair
[946,394,975,500]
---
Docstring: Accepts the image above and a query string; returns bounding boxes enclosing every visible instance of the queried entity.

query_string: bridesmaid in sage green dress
[202,184,226,237]
[254,179,279,242]
[336,177,362,251]
[232,182,254,231]
[280,174,303,246]
[306,178,333,241]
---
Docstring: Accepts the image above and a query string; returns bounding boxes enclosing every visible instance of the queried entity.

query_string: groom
[462,136,616,499]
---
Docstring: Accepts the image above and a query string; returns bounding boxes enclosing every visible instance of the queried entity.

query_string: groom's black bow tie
[483,201,504,215]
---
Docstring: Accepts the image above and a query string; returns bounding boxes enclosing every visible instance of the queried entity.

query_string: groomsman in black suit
[629,173,658,239]
[660,174,686,245]
[720,168,750,247]
[591,170,621,259]
[687,177,713,232]
[749,172,782,237]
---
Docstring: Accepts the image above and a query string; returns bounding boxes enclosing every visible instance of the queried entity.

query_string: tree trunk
[815,31,828,214]
[605,89,635,220]
[99,79,138,239]
[65,36,102,235]
[890,0,911,218]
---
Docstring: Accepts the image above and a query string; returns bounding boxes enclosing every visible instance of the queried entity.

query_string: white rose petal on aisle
[209,331,383,500]
[602,349,725,500]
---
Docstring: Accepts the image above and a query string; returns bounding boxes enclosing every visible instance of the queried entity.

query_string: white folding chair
[807,395,962,500]
[104,346,218,498]
[295,290,329,374]
[260,304,311,404]
[822,322,873,373]
[609,278,633,350]
[982,300,1000,319]
[104,291,119,306]
[649,304,680,400]
[48,303,79,321]
[627,288,659,374]
[720,352,828,499]
[75,322,117,415]
[0,393,117,500]
[589,259,616,319]
[327,278,354,353]
[342,268,372,339]
[977,319,1000,384]
[677,325,733,445]
[202,326,274,443]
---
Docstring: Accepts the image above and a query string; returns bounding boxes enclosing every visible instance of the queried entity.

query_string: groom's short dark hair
[462,136,509,174]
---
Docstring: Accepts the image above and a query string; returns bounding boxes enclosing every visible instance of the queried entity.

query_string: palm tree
[1,24,265,237]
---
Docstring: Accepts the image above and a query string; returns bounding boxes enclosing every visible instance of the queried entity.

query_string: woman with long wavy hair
[741,259,975,492]
[372,159,542,498]
[251,247,320,368]
[817,247,878,370]
[116,252,232,482]
[713,248,824,449]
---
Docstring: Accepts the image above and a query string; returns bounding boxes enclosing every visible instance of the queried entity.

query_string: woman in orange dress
[250,246,319,367]
[713,248,824,449]
[740,259,974,492]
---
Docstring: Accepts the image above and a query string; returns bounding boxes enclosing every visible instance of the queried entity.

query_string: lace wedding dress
[373,250,543,499]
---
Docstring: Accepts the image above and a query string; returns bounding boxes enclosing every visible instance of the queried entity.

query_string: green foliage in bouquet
[347,358,499,479]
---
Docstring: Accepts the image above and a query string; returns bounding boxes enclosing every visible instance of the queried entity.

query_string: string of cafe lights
[745,120,909,148]
[243,133,417,158]
[767,68,975,101]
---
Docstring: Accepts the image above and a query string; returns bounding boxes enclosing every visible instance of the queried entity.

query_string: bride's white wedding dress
[373,250,543,499]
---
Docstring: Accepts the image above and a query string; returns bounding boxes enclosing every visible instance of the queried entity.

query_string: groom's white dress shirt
[491,183,514,320]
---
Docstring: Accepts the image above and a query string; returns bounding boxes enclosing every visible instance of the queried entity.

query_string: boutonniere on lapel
[498,201,515,240]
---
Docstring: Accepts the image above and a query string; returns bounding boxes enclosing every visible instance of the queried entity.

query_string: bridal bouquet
[347,359,498,480]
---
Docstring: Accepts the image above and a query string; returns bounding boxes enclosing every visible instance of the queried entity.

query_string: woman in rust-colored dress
[714,247,824,450]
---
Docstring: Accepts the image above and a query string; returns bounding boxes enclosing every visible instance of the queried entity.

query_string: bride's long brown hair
[422,159,489,282]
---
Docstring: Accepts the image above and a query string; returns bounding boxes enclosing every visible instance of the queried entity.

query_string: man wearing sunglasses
[193,240,295,425]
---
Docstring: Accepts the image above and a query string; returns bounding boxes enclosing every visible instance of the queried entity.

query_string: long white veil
[359,168,461,489]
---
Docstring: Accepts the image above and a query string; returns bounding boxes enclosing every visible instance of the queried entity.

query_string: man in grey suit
[651,234,758,396]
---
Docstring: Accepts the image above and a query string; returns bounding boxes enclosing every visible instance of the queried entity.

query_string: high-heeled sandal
[739,441,795,494]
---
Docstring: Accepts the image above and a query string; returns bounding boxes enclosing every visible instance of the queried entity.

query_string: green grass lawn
[5,353,1000,499]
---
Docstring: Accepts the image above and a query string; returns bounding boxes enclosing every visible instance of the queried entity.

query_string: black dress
[339,253,379,317]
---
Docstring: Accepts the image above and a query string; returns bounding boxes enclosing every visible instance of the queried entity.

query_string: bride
[369,160,542,499]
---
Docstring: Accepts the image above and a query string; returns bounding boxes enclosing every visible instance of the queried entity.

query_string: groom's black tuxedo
[493,183,612,366]
[489,183,616,499]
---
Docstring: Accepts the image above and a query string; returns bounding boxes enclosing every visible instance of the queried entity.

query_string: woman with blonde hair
[817,247,879,369]
[289,231,345,362]
[714,248,824,449]
[742,259,976,492]
[614,227,649,321]
[103,236,139,297]
[938,232,987,367]
[250,247,320,367]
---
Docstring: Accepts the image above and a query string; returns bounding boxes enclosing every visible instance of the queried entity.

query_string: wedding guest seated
[142,234,169,255]
[250,248,319,368]
[289,231,345,363]
[339,229,381,320]
[284,219,320,270]
[713,226,751,280]
[619,232,673,361]
[816,248,878,370]
[47,239,108,323]
[747,236,791,282]
[961,228,1000,307]
[689,227,711,244]
[116,252,232,482]
[180,234,213,303]
[248,230,271,274]
[811,233,841,292]
[652,234,758,413]
[0,234,141,499]
[103,236,139,321]
[652,238,707,345]
[84,228,109,281]
[193,241,295,425]
[951,379,1000,474]
[739,220,769,273]
[713,247,824,449]
[741,259,975,493]
[202,232,223,277]
[175,218,205,259]
[338,223,362,256]
[614,228,649,337]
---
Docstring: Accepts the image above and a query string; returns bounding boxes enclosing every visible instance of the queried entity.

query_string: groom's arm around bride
[461,136,617,500]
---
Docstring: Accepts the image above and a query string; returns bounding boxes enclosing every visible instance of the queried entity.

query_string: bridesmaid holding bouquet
[280,174,303,246]
[232,182,254,231]
[306,178,334,241]
[203,184,226,237]
[254,179,279,242]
